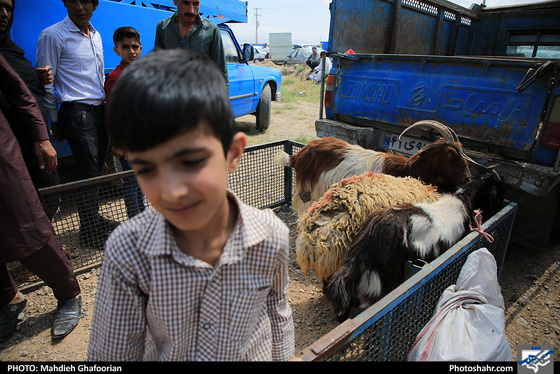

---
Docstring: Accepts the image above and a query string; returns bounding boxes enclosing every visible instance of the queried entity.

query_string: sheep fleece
[296,172,442,281]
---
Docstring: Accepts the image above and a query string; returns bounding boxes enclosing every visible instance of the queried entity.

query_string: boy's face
[127,126,245,234]
[114,37,142,65]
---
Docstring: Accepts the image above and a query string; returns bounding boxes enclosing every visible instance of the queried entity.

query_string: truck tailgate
[331,54,555,154]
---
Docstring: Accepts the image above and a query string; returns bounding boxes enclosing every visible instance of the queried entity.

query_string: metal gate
[9,140,303,292]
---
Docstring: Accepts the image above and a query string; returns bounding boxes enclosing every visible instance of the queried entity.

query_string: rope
[469,209,494,243]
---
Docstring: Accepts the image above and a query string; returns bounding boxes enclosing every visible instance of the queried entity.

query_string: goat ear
[446,147,459,159]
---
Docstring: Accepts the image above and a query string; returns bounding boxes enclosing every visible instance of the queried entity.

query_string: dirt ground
[1,62,559,362]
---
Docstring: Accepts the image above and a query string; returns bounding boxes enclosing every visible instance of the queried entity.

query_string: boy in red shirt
[104,27,146,218]
[105,26,142,100]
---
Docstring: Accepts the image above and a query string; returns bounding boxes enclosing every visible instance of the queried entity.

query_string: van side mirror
[243,43,254,62]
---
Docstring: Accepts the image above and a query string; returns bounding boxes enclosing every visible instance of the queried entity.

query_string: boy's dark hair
[107,49,236,155]
[113,26,141,46]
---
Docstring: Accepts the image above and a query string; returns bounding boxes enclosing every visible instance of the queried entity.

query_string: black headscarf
[0,0,45,100]
[0,0,60,214]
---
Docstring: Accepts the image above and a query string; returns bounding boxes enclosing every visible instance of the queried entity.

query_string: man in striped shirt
[37,0,119,249]
[88,49,295,361]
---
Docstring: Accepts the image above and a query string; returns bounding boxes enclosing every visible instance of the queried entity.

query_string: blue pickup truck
[315,0,560,247]
[11,0,281,157]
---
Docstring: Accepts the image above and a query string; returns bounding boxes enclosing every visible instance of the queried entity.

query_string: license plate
[383,133,429,156]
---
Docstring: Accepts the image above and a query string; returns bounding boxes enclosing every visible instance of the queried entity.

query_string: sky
[227,0,548,45]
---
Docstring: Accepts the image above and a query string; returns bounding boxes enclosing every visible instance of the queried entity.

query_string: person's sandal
[62,245,78,259]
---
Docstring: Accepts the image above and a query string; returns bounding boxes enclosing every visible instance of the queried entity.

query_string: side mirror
[243,43,254,62]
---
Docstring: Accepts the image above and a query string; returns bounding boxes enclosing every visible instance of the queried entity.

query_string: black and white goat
[324,172,505,321]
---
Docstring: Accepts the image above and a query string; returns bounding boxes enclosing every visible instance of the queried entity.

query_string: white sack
[407,248,513,361]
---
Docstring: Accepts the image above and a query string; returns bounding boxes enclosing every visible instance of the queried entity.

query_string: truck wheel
[255,84,271,131]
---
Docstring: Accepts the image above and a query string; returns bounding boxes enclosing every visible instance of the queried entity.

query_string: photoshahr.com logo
[518,345,554,374]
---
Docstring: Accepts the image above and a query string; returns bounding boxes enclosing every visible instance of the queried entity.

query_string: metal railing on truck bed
[299,201,517,361]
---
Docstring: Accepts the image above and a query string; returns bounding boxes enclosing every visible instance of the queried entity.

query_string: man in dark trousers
[37,0,119,249]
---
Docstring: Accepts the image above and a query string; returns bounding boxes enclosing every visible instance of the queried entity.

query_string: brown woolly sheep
[295,172,442,283]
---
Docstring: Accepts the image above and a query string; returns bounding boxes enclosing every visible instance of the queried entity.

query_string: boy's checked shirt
[88,191,294,361]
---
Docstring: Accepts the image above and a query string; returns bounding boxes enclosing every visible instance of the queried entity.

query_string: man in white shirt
[37,0,119,248]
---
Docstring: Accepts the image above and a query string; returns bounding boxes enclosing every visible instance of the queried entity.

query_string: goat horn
[460,149,502,178]
[399,120,457,144]
[399,120,500,176]
[454,141,502,178]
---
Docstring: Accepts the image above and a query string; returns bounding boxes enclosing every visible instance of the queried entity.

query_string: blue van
[11,0,281,157]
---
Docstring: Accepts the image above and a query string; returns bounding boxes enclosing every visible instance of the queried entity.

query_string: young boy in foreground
[88,49,295,361]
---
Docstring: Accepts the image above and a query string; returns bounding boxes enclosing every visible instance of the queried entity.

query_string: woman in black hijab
[0,0,82,342]
[0,0,61,219]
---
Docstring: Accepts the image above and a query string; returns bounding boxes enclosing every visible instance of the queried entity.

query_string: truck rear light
[541,97,560,149]
[324,74,335,108]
